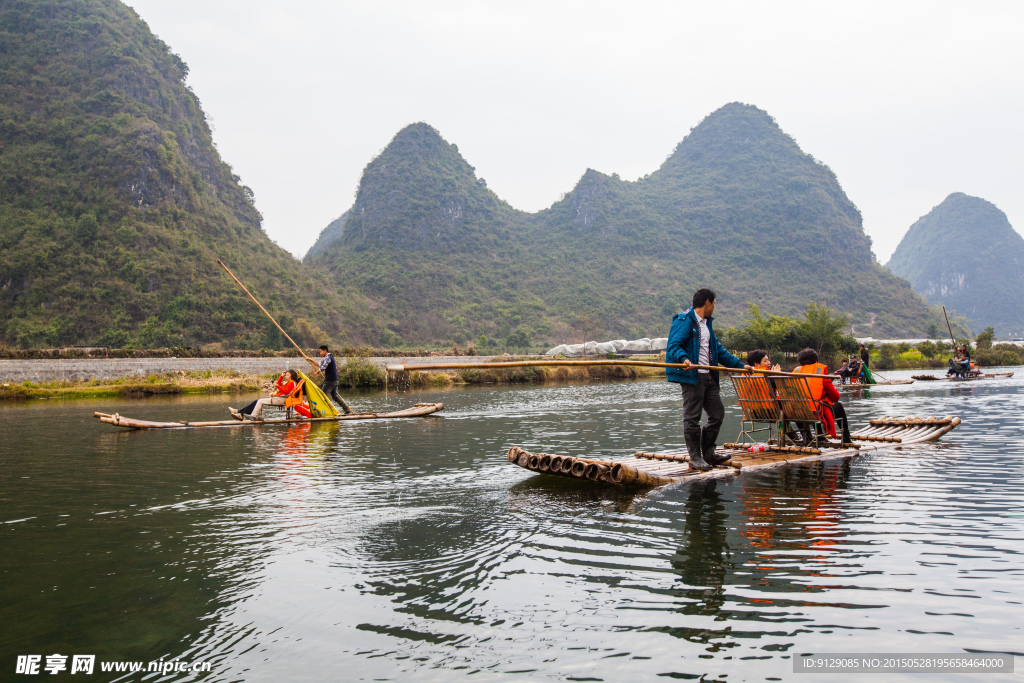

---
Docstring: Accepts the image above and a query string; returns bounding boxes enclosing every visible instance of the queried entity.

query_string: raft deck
[838,378,915,387]
[95,402,444,429]
[508,415,961,487]
[912,372,1014,382]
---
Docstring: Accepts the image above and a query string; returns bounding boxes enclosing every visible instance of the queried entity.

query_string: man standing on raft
[318,345,354,415]
[666,288,752,471]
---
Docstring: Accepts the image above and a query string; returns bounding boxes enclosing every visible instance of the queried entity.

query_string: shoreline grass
[1,359,668,402]
[9,350,1015,402]
[0,369,271,401]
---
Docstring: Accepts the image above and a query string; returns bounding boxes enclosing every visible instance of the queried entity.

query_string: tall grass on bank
[0,370,271,401]
[335,358,665,389]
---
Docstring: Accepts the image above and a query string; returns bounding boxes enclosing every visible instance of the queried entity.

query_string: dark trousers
[796,402,852,444]
[831,402,852,443]
[320,380,353,414]
[680,374,725,461]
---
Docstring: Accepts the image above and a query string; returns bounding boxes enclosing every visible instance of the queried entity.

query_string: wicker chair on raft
[728,374,845,448]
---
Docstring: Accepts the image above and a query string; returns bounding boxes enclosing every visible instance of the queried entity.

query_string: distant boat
[95,402,444,430]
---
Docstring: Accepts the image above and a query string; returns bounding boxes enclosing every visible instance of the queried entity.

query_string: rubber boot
[703,428,731,466]
[685,430,711,470]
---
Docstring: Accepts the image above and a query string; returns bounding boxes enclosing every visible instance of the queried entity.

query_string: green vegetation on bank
[0,344,482,360]
[871,340,1024,371]
[1,355,668,401]
[887,193,1024,336]
[719,302,858,358]
[0,368,270,400]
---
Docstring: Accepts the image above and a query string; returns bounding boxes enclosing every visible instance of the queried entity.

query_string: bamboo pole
[942,305,957,355]
[217,260,321,374]
[385,359,823,379]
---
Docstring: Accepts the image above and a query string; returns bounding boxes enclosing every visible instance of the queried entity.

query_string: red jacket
[795,363,841,438]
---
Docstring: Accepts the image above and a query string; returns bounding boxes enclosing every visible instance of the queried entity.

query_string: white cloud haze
[126,0,1024,262]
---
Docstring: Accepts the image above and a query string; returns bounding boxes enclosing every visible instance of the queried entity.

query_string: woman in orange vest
[231,369,309,421]
[792,348,852,445]
[742,349,784,416]
[745,349,781,374]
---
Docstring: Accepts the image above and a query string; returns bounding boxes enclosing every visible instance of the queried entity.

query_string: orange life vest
[284,379,307,411]
[794,363,828,402]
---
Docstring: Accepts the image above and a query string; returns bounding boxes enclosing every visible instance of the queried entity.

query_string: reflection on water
[1,369,1022,681]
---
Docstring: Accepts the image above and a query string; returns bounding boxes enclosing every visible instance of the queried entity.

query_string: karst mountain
[0,0,361,348]
[887,193,1024,336]
[307,104,942,347]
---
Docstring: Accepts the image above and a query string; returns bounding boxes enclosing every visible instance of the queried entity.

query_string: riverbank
[0,358,666,401]
[0,354,517,384]
[870,345,1024,370]
[0,369,270,400]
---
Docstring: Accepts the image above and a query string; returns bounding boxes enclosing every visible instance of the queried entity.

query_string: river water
[1,369,1022,682]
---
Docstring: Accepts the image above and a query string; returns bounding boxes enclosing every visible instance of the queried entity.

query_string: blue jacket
[665,308,744,385]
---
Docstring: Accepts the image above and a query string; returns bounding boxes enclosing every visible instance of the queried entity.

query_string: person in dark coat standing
[318,345,354,414]
[666,289,752,470]
[859,344,870,368]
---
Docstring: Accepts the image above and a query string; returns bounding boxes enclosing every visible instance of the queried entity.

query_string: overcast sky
[126,1,1023,262]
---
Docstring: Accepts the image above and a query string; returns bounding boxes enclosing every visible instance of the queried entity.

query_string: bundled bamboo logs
[634,451,742,470]
[721,442,821,455]
[609,462,680,486]
[634,451,691,462]
[869,416,952,427]
[507,447,619,482]
[850,435,902,443]
[506,446,739,485]
[509,415,962,488]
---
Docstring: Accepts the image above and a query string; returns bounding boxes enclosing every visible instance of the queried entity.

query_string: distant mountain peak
[887,193,1024,334]
[375,122,469,168]
[309,122,520,255]
[656,102,800,178]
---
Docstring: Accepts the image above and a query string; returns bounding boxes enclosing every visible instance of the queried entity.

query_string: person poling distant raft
[317,345,353,415]
[666,288,753,471]
[216,260,354,415]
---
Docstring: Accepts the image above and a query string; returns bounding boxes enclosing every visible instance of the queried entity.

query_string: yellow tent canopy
[296,370,341,418]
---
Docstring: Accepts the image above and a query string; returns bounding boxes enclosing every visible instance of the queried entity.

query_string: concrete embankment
[0,356,502,384]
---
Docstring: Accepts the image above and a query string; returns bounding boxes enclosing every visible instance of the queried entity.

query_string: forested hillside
[0,0,365,348]
[887,193,1024,335]
[309,104,945,348]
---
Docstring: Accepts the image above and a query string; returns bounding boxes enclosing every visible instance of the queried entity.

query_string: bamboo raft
[94,403,444,429]
[838,378,915,387]
[508,415,961,487]
[911,371,1013,382]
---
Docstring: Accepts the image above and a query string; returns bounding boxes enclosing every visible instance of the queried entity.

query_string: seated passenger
[746,349,782,374]
[846,357,862,383]
[950,354,968,378]
[231,370,307,421]
[793,348,853,445]
[834,359,851,384]
[949,345,972,377]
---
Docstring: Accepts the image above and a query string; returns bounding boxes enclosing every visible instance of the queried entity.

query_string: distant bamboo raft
[911,372,1014,382]
[95,403,444,429]
[508,415,962,487]
[838,378,916,386]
